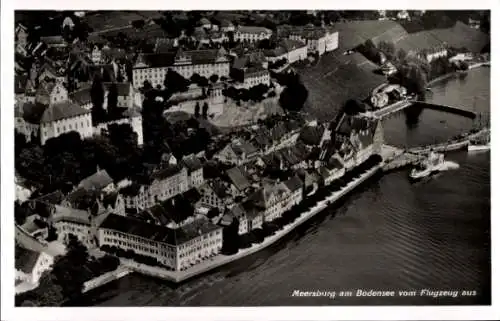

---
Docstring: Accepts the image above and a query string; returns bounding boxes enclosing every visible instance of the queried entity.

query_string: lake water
[73,67,491,306]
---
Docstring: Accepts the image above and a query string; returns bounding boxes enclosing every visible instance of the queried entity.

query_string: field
[211,97,284,129]
[299,51,386,121]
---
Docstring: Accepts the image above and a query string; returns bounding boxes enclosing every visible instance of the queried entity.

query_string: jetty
[371,100,477,119]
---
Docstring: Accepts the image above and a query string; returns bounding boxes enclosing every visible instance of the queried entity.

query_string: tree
[209,74,219,83]
[164,69,190,93]
[378,41,396,61]
[278,74,309,112]
[202,102,209,119]
[194,102,200,117]
[91,75,106,124]
[107,82,118,114]
[142,80,153,92]
[131,19,145,29]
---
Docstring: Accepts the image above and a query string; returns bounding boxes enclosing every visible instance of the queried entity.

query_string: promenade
[121,164,383,283]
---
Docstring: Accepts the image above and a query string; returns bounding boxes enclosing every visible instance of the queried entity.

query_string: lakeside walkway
[121,164,383,283]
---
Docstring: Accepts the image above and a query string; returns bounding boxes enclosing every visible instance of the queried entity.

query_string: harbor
[74,59,491,308]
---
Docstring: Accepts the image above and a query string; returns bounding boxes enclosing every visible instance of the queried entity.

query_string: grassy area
[299,51,386,121]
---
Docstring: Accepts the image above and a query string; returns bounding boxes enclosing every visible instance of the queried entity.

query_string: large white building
[15,81,93,145]
[234,26,272,43]
[289,29,339,55]
[132,49,230,88]
[98,213,223,271]
[265,39,308,64]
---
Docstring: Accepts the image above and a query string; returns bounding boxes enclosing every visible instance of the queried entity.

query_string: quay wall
[123,164,382,283]
[82,266,131,293]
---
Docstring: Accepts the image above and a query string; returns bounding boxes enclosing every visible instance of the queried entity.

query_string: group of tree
[268,58,288,70]
[15,123,142,195]
[164,69,190,93]
[190,73,210,87]
[222,84,270,103]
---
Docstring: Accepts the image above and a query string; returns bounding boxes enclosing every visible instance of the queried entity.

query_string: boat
[409,151,459,181]
[468,142,490,152]
[410,152,445,180]
[468,135,490,152]
[439,120,446,124]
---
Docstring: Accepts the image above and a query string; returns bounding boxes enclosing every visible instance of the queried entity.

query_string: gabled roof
[15,245,42,274]
[78,170,114,192]
[69,85,92,106]
[283,176,303,193]
[181,155,203,172]
[299,125,325,146]
[51,205,91,225]
[99,213,220,245]
[230,139,258,157]
[151,165,184,181]
[64,188,100,211]
[226,166,251,191]
[237,26,272,35]
[39,101,90,123]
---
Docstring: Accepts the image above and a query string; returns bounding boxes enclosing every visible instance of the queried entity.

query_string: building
[334,114,384,167]
[70,82,136,111]
[199,179,232,211]
[15,245,54,287]
[394,31,448,62]
[78,169,115,193]
[225,166,252,197]
[213,138,260,165]
[319,157,345,186]
[15,175,34,203]
[120,165,189,213]
[132,49,230,89]
[91,45,103,64]
[181,154,204,188]
[15,23,29,56]
[289,29,339,56]
[15,81,93,145]
[234,26,272,43]
[220,20,235,33]
[219,204,248,235]
[265,39,308,64]
[239,67,270,89]
[49,205,97,249]
[98,213,223,271]
[93,107,144,146]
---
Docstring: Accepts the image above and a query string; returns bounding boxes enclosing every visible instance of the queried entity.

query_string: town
[13,10,490,306]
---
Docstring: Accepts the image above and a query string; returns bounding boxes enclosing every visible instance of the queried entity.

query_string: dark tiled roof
[69,86,92,106]
[181,155,203,172]
[136,52,176,68]
[394,31,445,53]
[20,102,47,124]
[64,188,99,211]
[326,157,344,170]
[51,205,91,225]
[299,125,325,146]
[284,176,303,192]
[100,213,220,245]
[15,245,41,274]
[33,190,64,205]
[237,26,272,35]
[151,165,184,181]
[178,49,228,65]
[102,192,119,208]
[241,200,263,219]
[40,101,90,123]
[119,183,144,197]
[226,167,251,191]
[79,170,113,192]
[231,139,258,157]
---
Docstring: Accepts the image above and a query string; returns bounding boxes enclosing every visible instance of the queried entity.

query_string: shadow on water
[404,105,424,129]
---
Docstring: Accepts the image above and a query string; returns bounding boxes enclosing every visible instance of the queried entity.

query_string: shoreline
[112,164,382,283]
[427,61,489,87]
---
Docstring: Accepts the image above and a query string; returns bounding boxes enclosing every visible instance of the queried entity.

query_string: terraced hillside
[299,52,385,121]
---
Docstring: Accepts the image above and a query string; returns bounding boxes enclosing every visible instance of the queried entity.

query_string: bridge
[371,99,477,119]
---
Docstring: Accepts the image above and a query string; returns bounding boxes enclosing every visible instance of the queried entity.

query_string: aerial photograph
[13,10,490,307]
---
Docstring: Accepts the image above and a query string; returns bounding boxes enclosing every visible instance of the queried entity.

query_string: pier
[381,145,425,172]
[371,100,477,119]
